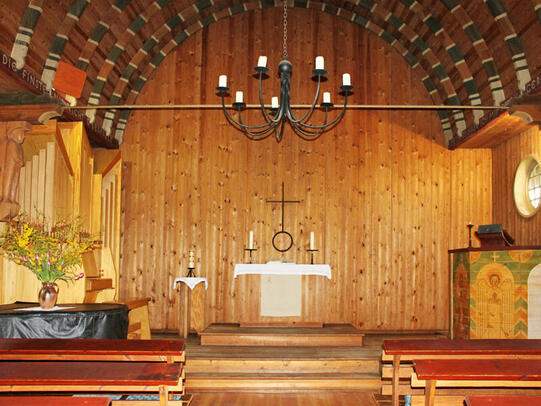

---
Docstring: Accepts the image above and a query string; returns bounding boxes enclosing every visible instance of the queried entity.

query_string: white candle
[219,75,227,88]
[315,56,324,70]
[271,97,279,108]
[342,73,351,86]
[323,92,331,104]
[257,56,267,68]
[310,232,315,250]
[249,231,254,249]
[188,251,194,268]
[235,91,243,103]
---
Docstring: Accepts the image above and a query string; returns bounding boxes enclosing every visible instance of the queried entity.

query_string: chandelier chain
[282,0,288,60]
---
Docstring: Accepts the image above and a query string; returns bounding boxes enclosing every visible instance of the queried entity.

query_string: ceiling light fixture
[216,1,353,142]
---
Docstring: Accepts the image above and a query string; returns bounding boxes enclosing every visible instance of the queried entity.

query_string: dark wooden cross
[266,182,300,232]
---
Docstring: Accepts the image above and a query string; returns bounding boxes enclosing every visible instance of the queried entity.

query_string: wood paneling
[120,8,492,331]
[492,126,541,245]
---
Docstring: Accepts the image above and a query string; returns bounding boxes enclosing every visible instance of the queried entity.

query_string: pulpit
[450,246,541,339]
[234,263,331,326]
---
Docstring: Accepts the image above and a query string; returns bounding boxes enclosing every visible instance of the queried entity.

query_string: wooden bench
[465,395,541,406]
[0,396,111,406]
[0,338,186,405]
[382,339,541,406]
[0,338,185,362]
[412,359,541,406]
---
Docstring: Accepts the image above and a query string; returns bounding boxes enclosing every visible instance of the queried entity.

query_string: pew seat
[0,397,111,406]
[382,339,541,406]
[465,395,541,406]
[412,359,541,406]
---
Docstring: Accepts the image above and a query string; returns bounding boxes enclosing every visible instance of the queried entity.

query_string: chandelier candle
[343,73,351,86]
[219,75,227,88]
[257,56,267,68]
[310,232,315,250]
[271,97,279,109]
[249,231,254,250]
[315,56,324,70]
[235,91,243,103]
[323,92,331,104]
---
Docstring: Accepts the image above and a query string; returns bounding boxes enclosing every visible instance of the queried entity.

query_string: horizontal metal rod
[64,104,509,111]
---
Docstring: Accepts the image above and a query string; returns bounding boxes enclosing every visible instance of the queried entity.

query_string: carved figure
[3,127,24,203]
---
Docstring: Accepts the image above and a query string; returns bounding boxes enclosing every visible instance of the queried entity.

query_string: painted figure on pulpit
[474,264,514,338]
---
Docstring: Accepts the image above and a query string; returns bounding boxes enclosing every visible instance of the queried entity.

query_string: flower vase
[38,282,59,309]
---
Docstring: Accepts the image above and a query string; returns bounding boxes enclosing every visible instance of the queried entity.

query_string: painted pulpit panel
[451,248,541,338]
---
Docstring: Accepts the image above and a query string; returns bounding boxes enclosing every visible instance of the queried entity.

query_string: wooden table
[413,359,541,406]
[382,339,541,406]
[174,278,207,338]
[0,303,129,339]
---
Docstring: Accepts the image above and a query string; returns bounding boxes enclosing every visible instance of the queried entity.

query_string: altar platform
[154,327,446,393]
[199,323,364,346]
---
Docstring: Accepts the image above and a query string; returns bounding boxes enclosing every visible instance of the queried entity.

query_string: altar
[234,263,331,326]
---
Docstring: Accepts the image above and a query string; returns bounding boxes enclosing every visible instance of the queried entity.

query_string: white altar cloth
[233,263,331,279]
[173,277,208,290]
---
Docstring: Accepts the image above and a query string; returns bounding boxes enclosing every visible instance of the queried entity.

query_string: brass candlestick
[467,223,474,248]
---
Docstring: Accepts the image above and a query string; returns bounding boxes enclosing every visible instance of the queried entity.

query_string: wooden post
[425,379,436,406]
[392,354,401,406]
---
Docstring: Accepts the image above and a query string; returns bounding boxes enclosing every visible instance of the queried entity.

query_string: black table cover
[0,302,129,339]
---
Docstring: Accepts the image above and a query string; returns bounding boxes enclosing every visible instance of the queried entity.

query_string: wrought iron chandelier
[216,1,353,142]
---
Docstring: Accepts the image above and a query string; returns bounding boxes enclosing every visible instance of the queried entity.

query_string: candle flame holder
[244,248,257,264]
[307,249,318,264]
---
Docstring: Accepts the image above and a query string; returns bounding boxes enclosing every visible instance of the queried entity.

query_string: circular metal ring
[271,230,293,252]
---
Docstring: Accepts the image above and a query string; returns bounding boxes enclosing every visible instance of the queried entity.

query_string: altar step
[184,343,381,392]
[199,323,364,347]
[185,372,381,391]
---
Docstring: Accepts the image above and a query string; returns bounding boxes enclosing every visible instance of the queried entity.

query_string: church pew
[0,338,185,362]
[465,395,541,406]
[0,396,110,406]
[382,339,541,406]
[411,359,541,406]
[0,361,183,405]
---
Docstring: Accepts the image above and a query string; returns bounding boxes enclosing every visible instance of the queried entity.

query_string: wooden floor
[188,391,379,405]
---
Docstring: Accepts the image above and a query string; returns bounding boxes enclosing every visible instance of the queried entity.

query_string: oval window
[514,156,541,218]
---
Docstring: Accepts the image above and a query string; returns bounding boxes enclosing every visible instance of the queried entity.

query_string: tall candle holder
[244,248,257,264]
[467,223,474,248]
[307,249,318,264]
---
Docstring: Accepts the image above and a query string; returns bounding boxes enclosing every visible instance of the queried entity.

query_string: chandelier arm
[289,119,325,138]
[235,104,285,138]
[287,75,323,124]
[274,117,287,142]
[296,91,350,130]
[257,72,281,124]
[221,94,278,131]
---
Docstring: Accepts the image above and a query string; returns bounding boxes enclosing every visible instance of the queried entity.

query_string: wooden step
[186,372,381,391]
[186,357,380,374]
[200,323,364,347]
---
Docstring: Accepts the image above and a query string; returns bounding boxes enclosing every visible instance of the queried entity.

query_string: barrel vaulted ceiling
[0,0,539,147]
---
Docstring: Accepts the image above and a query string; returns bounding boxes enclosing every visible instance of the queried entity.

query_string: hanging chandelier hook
[282,1,288,60]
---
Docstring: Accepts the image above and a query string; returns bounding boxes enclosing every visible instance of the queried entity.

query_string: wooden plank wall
[119,8,492,331]
[492,126,541,245]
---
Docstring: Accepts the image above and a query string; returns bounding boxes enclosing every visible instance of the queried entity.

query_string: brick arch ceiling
[6,0,541,147]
